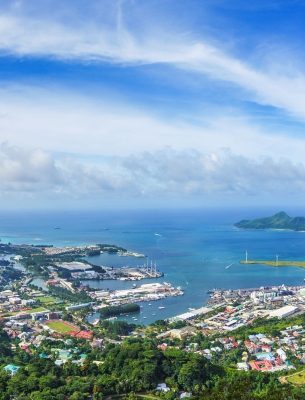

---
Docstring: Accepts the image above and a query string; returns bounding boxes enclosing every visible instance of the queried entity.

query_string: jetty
[240,259,305,269]
[169,303,225,322]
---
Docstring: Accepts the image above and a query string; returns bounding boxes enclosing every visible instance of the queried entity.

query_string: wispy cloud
[0,85,305,161]
[0,0,305,121]
[1,1,305,208]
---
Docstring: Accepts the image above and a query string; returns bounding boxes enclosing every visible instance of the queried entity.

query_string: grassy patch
[37,296,57,304]
[240,260,305,269]
[1,307,48,317]
[45,320,79,334]
[285,370,305,385]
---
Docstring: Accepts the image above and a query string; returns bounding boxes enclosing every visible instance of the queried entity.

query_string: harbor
[3,209,305,325]
[89,282,183,306]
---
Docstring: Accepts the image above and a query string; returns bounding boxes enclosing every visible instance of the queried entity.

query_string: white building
[156,383,170,393]
[277,349,287,361]
[237,362,249,371]
[268,305,298,319]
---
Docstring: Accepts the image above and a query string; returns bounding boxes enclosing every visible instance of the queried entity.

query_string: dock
[169,307,211,322]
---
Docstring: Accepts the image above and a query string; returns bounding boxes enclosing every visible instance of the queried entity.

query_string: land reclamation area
[241,260,305,269]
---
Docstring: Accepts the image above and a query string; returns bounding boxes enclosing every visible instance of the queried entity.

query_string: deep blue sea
[2,208,305,324]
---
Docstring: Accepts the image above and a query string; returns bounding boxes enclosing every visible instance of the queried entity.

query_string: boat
[158,306,165,309]
[107,317,117,321]
[148,303,152,306]
[207,288,218,294]
[143,316,147,319]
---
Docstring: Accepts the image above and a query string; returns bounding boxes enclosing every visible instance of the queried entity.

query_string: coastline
[3,209,305,324]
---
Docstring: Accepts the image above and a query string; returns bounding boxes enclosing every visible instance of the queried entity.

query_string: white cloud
[1,85,305,163]
[0,1,305,121]
[1,1,305,207]
[1,144,305,203]
[0,143,62,191]
[121,149,305,197]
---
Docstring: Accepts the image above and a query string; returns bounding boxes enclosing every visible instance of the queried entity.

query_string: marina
[3,209,305,324]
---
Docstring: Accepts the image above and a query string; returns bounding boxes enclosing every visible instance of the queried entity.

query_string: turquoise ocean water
[2,208,305,324]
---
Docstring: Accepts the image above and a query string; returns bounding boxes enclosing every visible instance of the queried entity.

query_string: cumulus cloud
[121,149,305,196]
[1,144,305,202]
[0,143,62,192]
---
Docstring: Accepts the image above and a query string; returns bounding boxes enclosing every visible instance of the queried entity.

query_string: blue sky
[1,0,305,209]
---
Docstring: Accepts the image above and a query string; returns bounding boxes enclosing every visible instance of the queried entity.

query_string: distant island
[235,211,305,231]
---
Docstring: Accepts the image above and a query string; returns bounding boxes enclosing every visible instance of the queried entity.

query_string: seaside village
[4,249,305,390]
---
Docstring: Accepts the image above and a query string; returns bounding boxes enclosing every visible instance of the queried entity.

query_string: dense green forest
[99,303,140,318]
[1,323,305,400]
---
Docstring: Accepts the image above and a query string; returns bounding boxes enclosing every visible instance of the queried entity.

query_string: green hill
[235,211,305,231]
